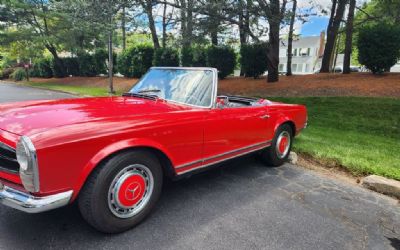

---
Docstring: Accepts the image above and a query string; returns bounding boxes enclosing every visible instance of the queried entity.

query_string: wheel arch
[273,118,296,137]
[71,139,176,201]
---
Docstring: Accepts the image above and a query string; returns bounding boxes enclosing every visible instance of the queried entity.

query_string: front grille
[0,142,19,174]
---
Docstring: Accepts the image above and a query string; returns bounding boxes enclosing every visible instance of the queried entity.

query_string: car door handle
[260,114,270,119]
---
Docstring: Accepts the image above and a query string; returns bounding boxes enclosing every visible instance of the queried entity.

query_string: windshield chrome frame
[133,67,218,109]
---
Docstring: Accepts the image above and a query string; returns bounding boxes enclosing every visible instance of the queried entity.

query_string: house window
[292,64,298,72]
[305,64,310,72]
[279,64,284,72]
[293,49,297,57]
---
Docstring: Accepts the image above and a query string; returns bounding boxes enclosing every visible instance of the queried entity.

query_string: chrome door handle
[260,114,270,119]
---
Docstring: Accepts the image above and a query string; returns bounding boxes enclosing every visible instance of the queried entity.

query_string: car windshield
[129,68,214,107]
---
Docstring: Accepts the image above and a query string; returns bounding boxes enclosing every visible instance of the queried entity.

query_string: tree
[343,0,355,74]
[67,0,127,93]
[286,0,297,76]
[320,0,346,72]
[138,0,160,49]
[1,0,71,76]
[357,23,400,74]
[256,0,288,82]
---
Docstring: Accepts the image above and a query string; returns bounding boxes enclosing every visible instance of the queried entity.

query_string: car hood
[0,96,186,136]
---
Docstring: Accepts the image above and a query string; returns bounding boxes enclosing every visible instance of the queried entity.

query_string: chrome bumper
[0,183,73,213]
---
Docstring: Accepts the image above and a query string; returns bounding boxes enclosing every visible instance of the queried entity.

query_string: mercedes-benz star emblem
[125,182,142,201]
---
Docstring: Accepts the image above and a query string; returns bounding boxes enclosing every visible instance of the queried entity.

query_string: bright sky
[300,16,329,36]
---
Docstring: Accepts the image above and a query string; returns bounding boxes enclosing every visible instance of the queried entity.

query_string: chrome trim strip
[176,140,272,173]
[0,183,73,213]
[177,143,270,175]
[0,166,18,174]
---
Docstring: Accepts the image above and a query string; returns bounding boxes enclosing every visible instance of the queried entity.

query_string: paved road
[0,81,75,102]
[0,83,399,250]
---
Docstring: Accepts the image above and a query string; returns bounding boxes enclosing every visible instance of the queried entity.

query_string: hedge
[240,43,268,78]
[154,47,179,66]
[181,46,207,67]
[206,46,236,79]
[117,44,154,78]
[358,23,400,74]
[30,58,53,78]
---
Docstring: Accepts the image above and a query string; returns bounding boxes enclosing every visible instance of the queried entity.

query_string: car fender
[71,138,174,201]
[273,115,296,136]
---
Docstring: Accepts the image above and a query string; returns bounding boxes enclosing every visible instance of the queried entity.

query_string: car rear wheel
[78,150,163,233]
[260,123,293,167]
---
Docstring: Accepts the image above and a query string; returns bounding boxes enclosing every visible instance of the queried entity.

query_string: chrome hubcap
[108,164,154,219]
[276,131,291,159]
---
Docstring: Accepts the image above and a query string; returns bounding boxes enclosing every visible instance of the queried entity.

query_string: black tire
[78,150,163,233]
[260,123,293,167]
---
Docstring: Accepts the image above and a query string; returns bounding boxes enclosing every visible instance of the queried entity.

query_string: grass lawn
[24,82,122,96]
[269,97,400,180]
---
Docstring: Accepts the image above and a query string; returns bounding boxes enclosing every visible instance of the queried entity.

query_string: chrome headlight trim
[16,136,40,193]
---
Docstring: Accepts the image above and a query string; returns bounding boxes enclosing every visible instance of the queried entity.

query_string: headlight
[16,136,40,193]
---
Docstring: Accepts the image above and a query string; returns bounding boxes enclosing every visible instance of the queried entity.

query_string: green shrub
[358,23,400,74]
[93,49,108,75]
[240,43,268,78]
[10,67,26,81]
[206,46,236,79]
[51,58,67,78]
[64,57,80,76]
[181,46,207,67]
[77,53,97,76]
[1,67,16,79]
[31,58,53,78]
[153,47,179,66]
[117,44,154,78]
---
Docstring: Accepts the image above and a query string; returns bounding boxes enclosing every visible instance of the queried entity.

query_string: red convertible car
[0,67,307,233]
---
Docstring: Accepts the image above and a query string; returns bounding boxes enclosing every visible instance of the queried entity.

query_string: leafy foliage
[357,23,400,74]
[30,58,53,78]
[240,43,268,78]
[181,46,207,67]
[153,47,179,66]
[206,46,236,79]
[117,45,154,78]
[10,67,26,81]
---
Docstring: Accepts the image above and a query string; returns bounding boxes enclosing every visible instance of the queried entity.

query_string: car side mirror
[216,96,229,109]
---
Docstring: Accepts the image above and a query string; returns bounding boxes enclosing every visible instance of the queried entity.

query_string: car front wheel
[78,150,163,233]
[260,123,293,166]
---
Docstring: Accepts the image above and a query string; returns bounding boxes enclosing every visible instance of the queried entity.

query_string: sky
[300,16,329,36]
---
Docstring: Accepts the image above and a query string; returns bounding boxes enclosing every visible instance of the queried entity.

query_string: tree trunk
[286,0,297,76]
[143,0,160,49]
[162,2,167,47]
[267,20,280,82]
[211,30,218,45]
[108,28,114,94]
[343,0,355,74]
[46,44,66,77]
[121,5,126,51]
[320,0,346,73]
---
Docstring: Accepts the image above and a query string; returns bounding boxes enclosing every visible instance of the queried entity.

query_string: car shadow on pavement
[0,156,297,249]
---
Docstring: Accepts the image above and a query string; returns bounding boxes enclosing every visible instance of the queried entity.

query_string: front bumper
[0,183,73,213]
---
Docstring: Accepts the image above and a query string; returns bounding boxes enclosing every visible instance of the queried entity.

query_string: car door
[202,105,272,165]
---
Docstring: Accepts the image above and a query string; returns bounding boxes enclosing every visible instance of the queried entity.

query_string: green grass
[24,82,121,96]
[269,97,400,180]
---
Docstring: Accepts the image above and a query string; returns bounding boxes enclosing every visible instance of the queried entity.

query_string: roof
[280,36,321,48]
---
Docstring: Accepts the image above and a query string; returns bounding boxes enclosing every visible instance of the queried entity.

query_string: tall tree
[2,0,70,76]
[139,0,160,49]
[343,0,355,74]
[256,0,288,82]
[320,0,347,72]
[286,0,297,76]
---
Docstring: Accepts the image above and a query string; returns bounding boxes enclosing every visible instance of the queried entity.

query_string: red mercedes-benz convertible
[0,67,307,233]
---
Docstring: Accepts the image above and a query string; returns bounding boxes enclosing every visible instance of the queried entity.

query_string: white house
[278,32,326,74]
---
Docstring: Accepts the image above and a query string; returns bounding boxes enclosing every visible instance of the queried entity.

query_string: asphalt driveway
[0,83,399,250]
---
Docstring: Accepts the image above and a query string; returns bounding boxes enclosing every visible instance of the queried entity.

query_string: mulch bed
[31,72,400,98]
